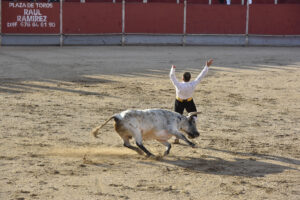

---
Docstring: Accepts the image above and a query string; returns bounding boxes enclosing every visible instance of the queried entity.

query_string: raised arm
[194,59,213,84]
[169,65,180,87]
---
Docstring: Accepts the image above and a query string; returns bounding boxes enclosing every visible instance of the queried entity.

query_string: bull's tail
[91,115,115,138]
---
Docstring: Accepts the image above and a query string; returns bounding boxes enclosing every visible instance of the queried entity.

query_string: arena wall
[249,5,300,35]
[63,3,122,34]
[1,1,300,46]
[186,5,246,34]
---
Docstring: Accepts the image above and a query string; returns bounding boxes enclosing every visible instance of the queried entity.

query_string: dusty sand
[0,46,299,200]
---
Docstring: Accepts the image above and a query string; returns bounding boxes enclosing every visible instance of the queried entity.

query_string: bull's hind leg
[115,120,144,155]
[136,142,153,157]
[123,127,153,157]
[132,130,153,157]
[121,136,144,155]
[157,140,171,156]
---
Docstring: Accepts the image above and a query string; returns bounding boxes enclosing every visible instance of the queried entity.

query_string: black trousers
[174,99,197,115]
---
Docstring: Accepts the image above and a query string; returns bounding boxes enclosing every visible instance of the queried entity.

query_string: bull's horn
[187,112,202,117]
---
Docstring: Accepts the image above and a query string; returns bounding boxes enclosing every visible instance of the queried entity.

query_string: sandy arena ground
[0,46,299,200]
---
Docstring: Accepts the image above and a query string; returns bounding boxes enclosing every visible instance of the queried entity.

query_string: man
[169,59,213,143]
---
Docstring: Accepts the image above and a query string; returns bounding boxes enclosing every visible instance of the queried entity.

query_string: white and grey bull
[91,109,200,157]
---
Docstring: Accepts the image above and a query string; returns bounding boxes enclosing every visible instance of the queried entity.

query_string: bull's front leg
[157,140,171,156]
[171,131,195,147]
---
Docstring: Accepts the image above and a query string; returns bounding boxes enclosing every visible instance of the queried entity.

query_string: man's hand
[206,59,213,67]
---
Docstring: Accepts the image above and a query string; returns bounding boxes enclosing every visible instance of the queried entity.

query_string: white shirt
[169,65,209,100]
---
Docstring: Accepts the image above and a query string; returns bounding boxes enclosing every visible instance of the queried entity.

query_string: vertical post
[242,0,244,5]
[183,0,187,46]
[60,0,63,46]
[0,0,2,46]
[245,0,249,46]
[209,0,212,5]
[275,0,278,4]
[122,0,125,46]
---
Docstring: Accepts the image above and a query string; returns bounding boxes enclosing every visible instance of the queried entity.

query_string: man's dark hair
[183,72,191,82]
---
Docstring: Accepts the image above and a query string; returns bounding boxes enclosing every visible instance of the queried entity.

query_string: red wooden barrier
[278,0,300,3]
[186,5,246,34]
[125,3,184,33]
[186,0,208,4]
[63,3,122,34]
[211,0,242,4]
[230,0,243,4]
[1,1,60,34]
[2,2,300,36]
[249,5,300,35]
[251,0,274,3]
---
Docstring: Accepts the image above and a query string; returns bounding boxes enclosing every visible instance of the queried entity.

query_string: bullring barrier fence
[1,0,300,46]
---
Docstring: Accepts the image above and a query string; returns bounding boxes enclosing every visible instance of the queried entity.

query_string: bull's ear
[187,112,202,118]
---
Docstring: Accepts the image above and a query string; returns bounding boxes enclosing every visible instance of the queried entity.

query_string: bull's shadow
[158,155,298,177]
[205,147,300,166]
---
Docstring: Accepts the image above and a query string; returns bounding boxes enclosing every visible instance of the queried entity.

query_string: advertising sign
[2,1,60,34]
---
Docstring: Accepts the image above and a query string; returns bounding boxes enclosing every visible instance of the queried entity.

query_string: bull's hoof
[136,149,144,155]
[145,154,154,159]
[173,139,180,144]
[146,153,154,158]
[163,151,169,157]
[190,143,196,148]
[154,155,163,161]
[147,154,163,161]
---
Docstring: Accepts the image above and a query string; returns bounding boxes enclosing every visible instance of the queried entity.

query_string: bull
[91,109,200,157]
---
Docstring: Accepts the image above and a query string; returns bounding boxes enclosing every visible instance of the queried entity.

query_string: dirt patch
[0,46,299,200]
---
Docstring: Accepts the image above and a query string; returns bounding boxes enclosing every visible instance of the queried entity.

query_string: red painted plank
[249,4,300,35]
[278,0,300,3]
[125,3,184,33]
[186,5,246,34]
[63,3,122,34]
[251,0,274,3]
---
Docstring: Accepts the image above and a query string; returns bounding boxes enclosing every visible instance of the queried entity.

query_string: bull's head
[180,112,201,139]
